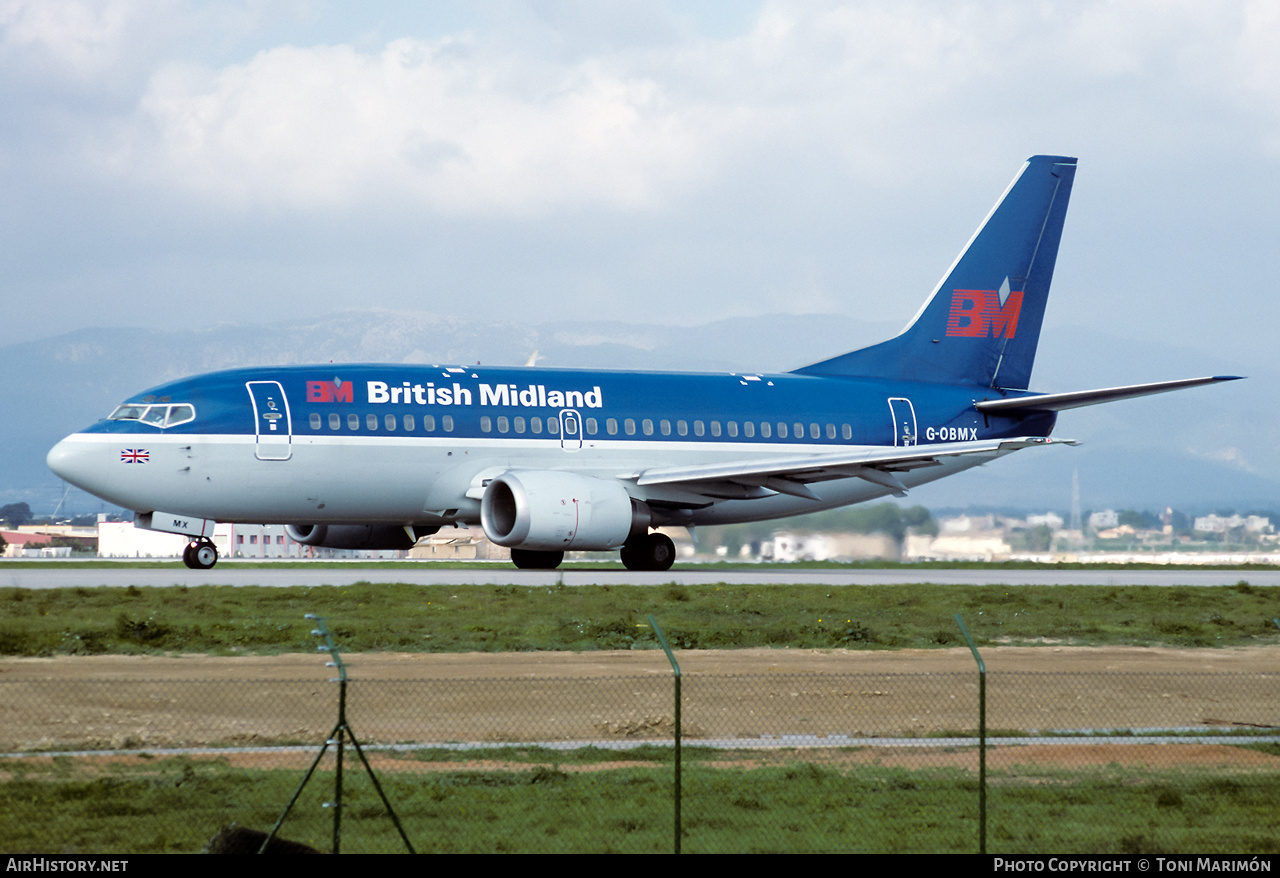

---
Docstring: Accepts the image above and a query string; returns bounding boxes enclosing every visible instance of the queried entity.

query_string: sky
[3,0,1279,367]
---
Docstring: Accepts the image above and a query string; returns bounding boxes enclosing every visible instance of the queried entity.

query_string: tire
[646,533,676,572]
[620,533,676,571]
[511,548,564,570]
[619,542,644,570]
[191,542,218,570]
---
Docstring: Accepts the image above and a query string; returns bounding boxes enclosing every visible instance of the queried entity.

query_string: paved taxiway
[6,563,1280,589]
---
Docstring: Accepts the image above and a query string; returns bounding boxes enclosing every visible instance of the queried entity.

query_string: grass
[2,751,1277,853]
[3,575,1277,853]
[6,558,1280,570]
[1,581,1278,656]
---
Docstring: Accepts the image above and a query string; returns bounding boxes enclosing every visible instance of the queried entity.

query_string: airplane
[47,155,1239,571]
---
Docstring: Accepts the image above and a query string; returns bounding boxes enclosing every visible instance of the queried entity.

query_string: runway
[5,562,1279,589]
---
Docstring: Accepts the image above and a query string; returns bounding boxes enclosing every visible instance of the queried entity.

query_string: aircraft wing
[631,436,1074,500]
[973,376,1242,414]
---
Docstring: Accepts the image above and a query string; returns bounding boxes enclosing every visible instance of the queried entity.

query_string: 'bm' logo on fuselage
[945,289,1023,338]
[306,380,354,403]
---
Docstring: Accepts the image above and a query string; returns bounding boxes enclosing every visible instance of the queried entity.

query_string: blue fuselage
[48,363,1055,528]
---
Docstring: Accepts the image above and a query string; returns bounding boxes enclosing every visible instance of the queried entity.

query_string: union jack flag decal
[120,449,149,464]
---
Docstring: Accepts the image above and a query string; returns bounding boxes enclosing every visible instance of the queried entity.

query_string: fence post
[954,613,986,854]
[648,614,681,855]
[262,615,415,854]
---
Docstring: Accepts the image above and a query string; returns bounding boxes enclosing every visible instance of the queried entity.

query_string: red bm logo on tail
[945,288,1023,338]
[306,379,353,403]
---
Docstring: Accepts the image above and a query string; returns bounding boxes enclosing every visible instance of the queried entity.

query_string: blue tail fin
[794,155,1077,390]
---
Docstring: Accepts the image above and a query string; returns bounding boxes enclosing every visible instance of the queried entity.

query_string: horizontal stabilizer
[973,376,1242,414]
[632,436,1075,500]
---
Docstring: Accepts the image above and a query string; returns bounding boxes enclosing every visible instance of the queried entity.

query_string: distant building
[940,514,998,533]
[760,531,899,562]
[408,526,509,561]
[1194,514,1273,535]
[906,533,1012,562]
[1088,510,1119,530]
[1027,512,1064,530]
[97,521,407,560]
[2,530,70,558]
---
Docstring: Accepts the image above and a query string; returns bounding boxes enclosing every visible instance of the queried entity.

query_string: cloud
[4,1,1280,350]
[70,1,1276,222]
[114,33,707,216]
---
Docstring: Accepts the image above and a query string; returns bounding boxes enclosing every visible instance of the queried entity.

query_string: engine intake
[480,471,649,551]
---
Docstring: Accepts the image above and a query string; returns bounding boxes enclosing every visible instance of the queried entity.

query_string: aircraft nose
[47,436,74,480]
[47,435,103,493]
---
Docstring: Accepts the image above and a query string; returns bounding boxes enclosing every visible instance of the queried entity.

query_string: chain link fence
[3,667,1279,853]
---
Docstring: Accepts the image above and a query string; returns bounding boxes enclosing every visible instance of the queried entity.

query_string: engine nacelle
[284,524,437,551]
[480,471,649,551]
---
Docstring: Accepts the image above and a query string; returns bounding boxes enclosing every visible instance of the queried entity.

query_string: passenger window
[404,414,415,431]
[442,415,454,432]
[329,413,341,430]
[348,414,360,431]
[625,418,636,436]
[677,420,688,436]
[710,421,721,437]
[385,414,397,431]
[777,422,787,438]
[424,415,436,432]
[744,421,755,438]
[367,414,378,430]
[547,418,559,435]
[642,419,653,436]
[497,416,509,433]
[607,418,618,435]
[310,413,321,430]
[564,417,577,436]
[761,422,771,438]
[480,416,492,432]
[660,419,671,436]
[842,424,852,440]
[826,423,836,439]
[514,416,526,434]
[586,418,598,435]
[694,420,705,437]
[531,417,542,434]
[727,421,738,438]
[810,423,820,439]
[795,422,804,439]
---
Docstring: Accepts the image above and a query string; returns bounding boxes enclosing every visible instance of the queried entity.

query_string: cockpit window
[165,405,195,426]
[109,403,196,428]
[109,405,148,421]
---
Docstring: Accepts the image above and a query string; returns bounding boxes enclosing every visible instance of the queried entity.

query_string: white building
[1027,512,1064,530]
[97,520,406,560]
[1088,510,1119,530]
[1194,514,1274,535]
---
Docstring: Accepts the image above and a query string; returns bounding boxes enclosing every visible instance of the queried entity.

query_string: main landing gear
[507,532,676,572]
[510,548,565,570]
[620,532,676,572]
[182,539,218,570]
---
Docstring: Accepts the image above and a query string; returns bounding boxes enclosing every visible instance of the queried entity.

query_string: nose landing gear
[182,539,218,570]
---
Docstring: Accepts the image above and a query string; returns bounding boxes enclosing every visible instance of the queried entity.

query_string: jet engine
[480,471,649,551]
[284,524,437,551]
